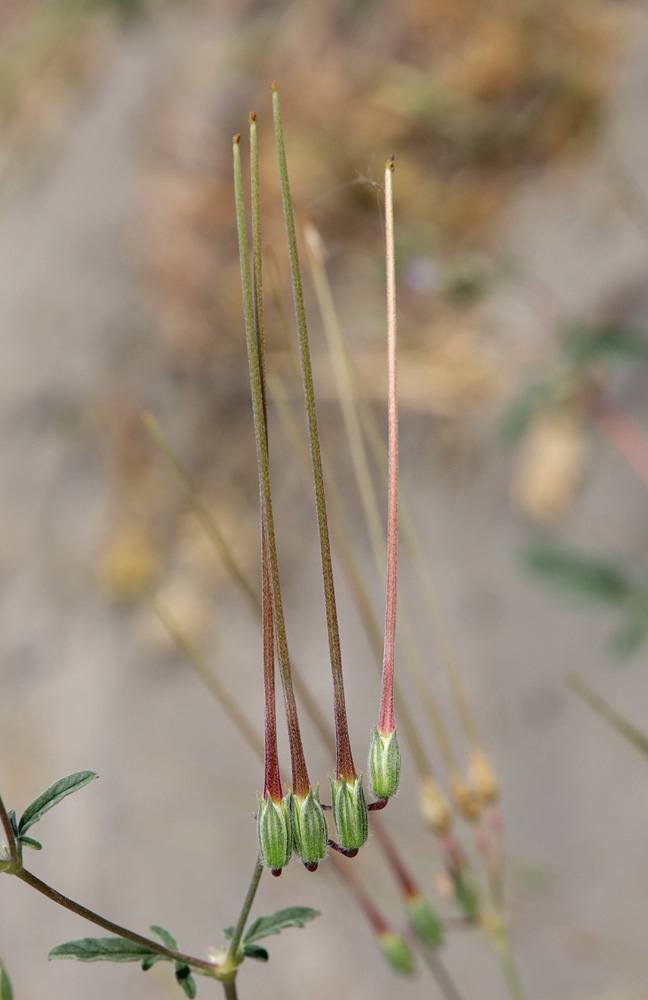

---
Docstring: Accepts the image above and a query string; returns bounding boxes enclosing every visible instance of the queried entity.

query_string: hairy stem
[14,867,218,974]
[151,596,264,762]
[226,857,264,962]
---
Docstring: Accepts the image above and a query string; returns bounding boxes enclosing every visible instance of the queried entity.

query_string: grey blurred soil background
[2,2,648,999]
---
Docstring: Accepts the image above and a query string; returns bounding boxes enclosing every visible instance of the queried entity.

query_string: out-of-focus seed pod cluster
[377,931,416,975]
[419,777,452,836]
[405,892,444,947]
[469,749,500,806]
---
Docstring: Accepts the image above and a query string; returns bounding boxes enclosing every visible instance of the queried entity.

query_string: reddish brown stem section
[15,868,217,973]
[371,818,418,899]
[330,852,389,933]
[262,527,282,802]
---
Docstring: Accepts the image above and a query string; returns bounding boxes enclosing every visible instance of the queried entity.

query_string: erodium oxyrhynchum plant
[1,84,524,1000]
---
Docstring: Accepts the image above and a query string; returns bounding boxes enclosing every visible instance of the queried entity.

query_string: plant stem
[249,112,283,805]
[142,412,261,619]
[350,347,478,758]
[234,133,310,797]
[493,930,526,1000]
[401,500,481,751]
[568,673,648,758]
[370,818,417,898]
[226,857,264,962]
[14,867,218,974]
[379,155,397,737]
[421,947,466,1000]
[329,851,389,934]
[249,111,265,395]
[151,596,264,762]
[0,790,18,862]
[222,980,239,1000]
[271,84,355,783]
[261,521,282,801]
[145,407,332,756]
[303,222,386,579]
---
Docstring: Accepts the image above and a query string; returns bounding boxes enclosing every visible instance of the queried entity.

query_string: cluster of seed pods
[234,87,400,876]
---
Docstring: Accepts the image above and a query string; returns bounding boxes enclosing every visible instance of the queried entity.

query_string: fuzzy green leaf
[18,835,42,851]
[19,771,97,834]
[149,925,178,950]
[243,943,269,962]
[523,543,632,603]
[174,964,196,998]
[49,937,157,963]
[0,960,13,1000]
[568,675,648,759]
[141,954,165,971]
[243,907,320,945]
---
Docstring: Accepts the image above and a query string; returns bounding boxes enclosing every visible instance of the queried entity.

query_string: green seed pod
[405,892,444,946]
[368,727,401,799]
[291,787,328,870]
[329,775,368,851]
[377,931,416,975]
[256,793,292,873]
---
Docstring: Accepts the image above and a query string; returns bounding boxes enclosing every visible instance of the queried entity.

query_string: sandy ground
[2,6,648,1000]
